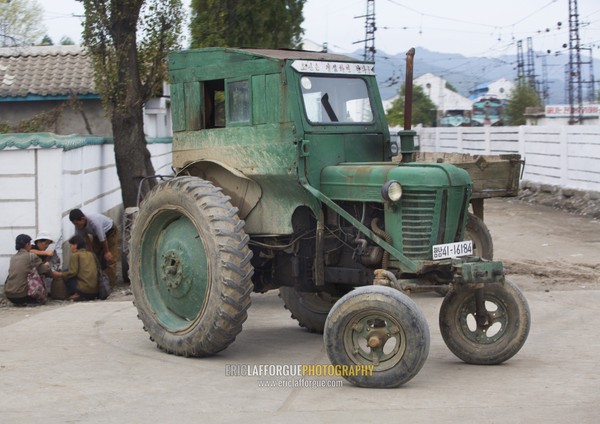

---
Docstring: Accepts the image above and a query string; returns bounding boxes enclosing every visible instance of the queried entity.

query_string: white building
[415,73,473,113]
[469,78,514,102]
[383,73,472,126]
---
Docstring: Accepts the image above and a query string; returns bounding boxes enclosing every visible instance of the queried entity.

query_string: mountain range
[343,47,599,105]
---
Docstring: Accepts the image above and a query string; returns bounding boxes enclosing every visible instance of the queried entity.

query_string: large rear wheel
[279,287,340,334]
[465,212,493,259]
[130,177,254,357]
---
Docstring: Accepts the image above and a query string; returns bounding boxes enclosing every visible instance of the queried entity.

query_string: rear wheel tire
[130,177,254,357]
[279,287,340,334]
[435,213,494,297]
[465,213,493,259]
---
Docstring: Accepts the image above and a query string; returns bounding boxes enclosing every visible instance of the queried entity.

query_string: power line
[385,0,560,31]
[381,0,577,60]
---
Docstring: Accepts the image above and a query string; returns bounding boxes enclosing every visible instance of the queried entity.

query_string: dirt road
[484,198,600,291]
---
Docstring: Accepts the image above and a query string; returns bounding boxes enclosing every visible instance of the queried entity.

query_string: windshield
[300,76,374,124]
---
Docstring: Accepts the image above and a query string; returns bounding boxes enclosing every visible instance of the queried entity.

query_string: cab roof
[173,47,363,63]
[231,48,360,62]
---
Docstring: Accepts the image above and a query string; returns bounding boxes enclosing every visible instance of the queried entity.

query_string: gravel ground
[519,181,600,219]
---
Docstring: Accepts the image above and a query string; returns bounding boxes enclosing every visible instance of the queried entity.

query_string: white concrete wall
[414,126,600,193]
[0,135,172,284]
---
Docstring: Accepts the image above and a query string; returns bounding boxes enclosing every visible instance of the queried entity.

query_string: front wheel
[130,177,254,357]
[324,286,430,388]
[439,280,530,364]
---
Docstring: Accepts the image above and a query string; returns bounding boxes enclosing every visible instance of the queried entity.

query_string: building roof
[468,78,514,101]
[0,45,96,99]
[414,73,472,111]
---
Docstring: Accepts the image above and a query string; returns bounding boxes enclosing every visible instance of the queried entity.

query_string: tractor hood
[320,162,472,202]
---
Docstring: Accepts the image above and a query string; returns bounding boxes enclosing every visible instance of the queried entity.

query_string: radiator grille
[400,189,437,259]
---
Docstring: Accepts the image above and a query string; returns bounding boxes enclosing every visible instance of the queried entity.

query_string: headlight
[381,180,402,202]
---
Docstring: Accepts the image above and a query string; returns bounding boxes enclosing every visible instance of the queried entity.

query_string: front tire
[130,177,254,357]
[324,286,430,388]
[439,280,530,364]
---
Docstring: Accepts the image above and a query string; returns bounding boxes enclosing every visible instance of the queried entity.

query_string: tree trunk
[112,108,155,208]
[111,8,156,208]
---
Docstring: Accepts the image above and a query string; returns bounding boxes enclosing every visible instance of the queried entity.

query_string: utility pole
[363,0,376,63]
[580,47,595,102]
[516,40,525,83]
[354,0,376,64]
[525,37,538,96]
[541,55,550,105]
[567,0,583,124]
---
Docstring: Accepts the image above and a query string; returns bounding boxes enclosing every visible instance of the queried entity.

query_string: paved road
[1,287,599,423]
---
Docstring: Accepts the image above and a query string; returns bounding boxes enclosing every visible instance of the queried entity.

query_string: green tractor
[129,47,530,388]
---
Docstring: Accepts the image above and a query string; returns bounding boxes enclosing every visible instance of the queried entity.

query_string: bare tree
[0,0,45,46]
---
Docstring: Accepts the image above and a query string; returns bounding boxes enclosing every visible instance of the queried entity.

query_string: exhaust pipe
[399,48,416,163]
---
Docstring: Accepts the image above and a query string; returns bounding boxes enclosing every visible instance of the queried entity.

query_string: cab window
[228,80,250,124]
[300,76,373,124]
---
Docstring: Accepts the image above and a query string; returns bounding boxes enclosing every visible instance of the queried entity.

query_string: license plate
[432,240,473,260]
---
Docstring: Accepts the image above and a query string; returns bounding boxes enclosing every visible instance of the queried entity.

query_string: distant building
[0,45,109,135]
[383,73,473,126]
[415,73,472,126]
[525,104,600,126]
[0,45,171,138]
[301,39,328,53]
[468,78,514,101]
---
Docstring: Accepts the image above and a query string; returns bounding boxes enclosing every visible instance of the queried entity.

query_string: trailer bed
[413,152,523,199]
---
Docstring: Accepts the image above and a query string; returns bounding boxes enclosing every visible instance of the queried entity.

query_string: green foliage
[60,36,75,45]
[506,82,542,125]
[0,105,64,133]
[445,81,458,92]
[79,0,185,206]
[80,0,184,111]
[0,0,46,46]
[0,122,12,134]
[14,111,59,132]
[40,35,53,46]
[386,84,437,128]
[190,0,306,49]
[0,96,85,134]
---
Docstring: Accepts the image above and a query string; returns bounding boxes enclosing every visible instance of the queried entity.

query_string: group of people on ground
[3,209,120,306]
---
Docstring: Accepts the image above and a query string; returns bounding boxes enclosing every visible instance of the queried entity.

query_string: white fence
[4,126,598,283]
[0,134,172,283]
[415,126,600,193]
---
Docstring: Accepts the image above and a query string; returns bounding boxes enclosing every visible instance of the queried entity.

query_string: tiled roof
[0,45,96,98]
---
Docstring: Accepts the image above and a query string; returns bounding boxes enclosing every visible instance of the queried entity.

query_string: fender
[177,159,261,219]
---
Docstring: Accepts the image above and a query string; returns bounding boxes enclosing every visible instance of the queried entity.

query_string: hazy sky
[42,0,599,59]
